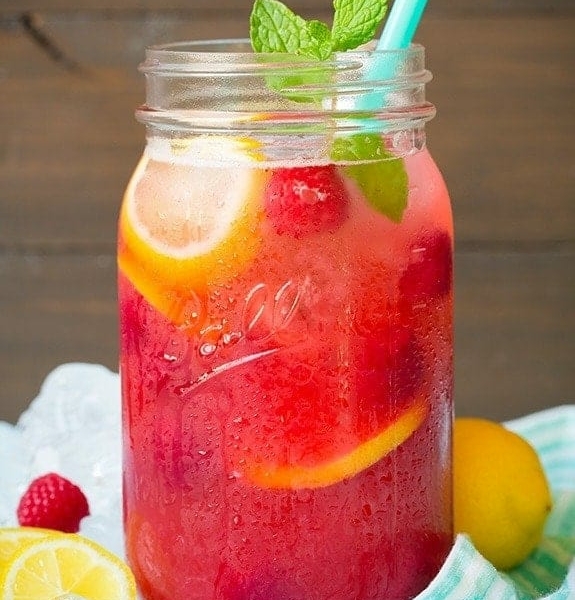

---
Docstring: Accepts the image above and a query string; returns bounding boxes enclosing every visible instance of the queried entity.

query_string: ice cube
[81,511,125,560]
[17,363,122,517]
[0,421,29,526]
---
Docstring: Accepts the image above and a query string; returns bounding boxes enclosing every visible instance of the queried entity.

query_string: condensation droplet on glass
[228,471,241,480]
[297,489,313,504]
[197,449,207,456]
[163,482,177,505]
[199,343,217,357]
[163,353,178,362]
[233,514,242,526]
[392,130,413,153]
[222,332,242,347]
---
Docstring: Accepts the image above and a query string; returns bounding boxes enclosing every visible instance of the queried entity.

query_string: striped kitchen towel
[417,405,575,600]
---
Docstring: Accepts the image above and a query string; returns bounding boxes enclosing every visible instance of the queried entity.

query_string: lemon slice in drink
[118,135,267,327]
[0,530,136,600]
[244,398,428,489]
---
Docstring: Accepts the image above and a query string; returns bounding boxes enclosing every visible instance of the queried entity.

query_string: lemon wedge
[244,398,428,489]
[0,530,137,600]
[118,135,267,326]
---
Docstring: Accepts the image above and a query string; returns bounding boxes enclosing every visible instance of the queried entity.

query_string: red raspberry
[17,472,90,533]
[264,165,349,237]
[399,230,453,303]
[357,323,425,413]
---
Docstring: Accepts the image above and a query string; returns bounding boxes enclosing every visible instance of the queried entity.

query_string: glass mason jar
[119,39,453,600]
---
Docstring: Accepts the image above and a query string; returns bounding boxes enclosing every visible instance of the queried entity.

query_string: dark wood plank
[0,66,142,248]
[421,16,575,243]
[455,250,575,421]
[0,254,118,424]
[1,16,573,247]
[0,251,573,424]
[1,0,574,16]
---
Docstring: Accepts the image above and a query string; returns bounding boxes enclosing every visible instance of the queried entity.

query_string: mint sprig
[250,0,409,223]
[250,0,388,58]
[250,0,315,56]
[331,0,388,52]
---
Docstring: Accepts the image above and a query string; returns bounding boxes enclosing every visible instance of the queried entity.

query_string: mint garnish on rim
[249,0,409,223]
[250,0,388,58]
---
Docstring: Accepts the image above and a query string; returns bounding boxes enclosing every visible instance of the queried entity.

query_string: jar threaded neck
[137,39,435,141]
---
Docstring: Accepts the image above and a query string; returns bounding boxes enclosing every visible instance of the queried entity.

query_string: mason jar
[119,39,453,600]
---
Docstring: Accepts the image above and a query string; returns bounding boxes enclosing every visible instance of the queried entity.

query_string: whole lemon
[453,417,553,570]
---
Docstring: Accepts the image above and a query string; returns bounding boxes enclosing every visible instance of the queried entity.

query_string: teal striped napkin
[416,405,575,600]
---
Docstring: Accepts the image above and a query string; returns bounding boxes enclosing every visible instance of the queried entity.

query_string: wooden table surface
[1,0,574,424]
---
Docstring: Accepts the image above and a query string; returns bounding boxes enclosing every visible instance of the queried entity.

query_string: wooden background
[0,0,573,424]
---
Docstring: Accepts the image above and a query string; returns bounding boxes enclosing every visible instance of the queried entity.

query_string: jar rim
[141,38,426,74]
[137,38,434,140]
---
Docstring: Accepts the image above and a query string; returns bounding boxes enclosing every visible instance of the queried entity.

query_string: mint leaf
[332,0,388,52]
[305,20,333,60]
[331,134,408,223]
[250,0,333,101]
[250,0,313,55]
[250,0,388,58]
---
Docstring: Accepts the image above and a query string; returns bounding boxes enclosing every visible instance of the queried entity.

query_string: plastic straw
[355,0,428,110]
[376,0,428,52]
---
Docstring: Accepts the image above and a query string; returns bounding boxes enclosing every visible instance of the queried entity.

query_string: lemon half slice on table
[118,136,267,327]
[0,527,55,563]
[0,529,136,600]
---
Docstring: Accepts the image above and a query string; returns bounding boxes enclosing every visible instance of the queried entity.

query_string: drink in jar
[120,42,453,600]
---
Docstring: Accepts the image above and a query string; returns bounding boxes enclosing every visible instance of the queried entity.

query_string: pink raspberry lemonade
[119,41,453,600]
